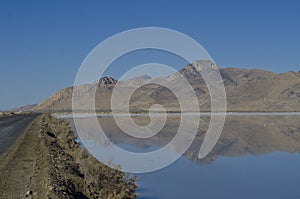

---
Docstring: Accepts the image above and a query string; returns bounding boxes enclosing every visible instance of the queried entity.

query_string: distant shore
[35,109,300,114]
[0,111,33,117]
[49,111,300,119]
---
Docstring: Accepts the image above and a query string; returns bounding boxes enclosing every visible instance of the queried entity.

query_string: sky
[0,0,300,110]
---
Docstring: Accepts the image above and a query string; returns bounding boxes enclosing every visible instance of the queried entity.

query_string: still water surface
[63,114,300,199]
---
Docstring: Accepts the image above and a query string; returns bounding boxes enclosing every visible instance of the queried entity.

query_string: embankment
[0,114,137,199]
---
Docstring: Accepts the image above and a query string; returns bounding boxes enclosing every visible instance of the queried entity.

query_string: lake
[61,113,300,199]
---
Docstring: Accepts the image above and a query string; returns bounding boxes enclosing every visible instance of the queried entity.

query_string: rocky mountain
[34,60,300,112]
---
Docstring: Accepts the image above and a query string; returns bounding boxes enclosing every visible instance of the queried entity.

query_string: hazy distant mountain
[8,104,37,112]
[34,60,300,112]
[128,75,152,82]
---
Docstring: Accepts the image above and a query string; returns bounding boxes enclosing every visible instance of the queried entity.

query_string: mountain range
[34,60,300,112]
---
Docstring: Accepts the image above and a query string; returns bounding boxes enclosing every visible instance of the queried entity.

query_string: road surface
[0,114,39,158]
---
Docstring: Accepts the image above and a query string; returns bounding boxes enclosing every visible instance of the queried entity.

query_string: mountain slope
[34,61,300,112]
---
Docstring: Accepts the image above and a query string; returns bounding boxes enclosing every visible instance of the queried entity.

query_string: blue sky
[0,0,300,109]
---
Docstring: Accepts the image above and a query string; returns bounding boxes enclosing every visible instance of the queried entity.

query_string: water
[135,151,300,199]
[62,114,300,199]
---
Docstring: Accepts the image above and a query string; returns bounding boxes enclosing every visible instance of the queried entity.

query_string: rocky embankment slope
[0,114,137,199]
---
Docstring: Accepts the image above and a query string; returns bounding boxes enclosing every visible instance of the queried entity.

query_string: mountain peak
[191,60,219,71]
[34,62,300,112]
[180,60,219,78]
[96,76,117,87]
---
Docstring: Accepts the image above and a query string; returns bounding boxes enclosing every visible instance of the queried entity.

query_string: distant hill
[8,104,37,112]
[34,60,300,112]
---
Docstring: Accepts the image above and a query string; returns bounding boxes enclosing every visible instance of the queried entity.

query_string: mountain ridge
[34,60,300,112]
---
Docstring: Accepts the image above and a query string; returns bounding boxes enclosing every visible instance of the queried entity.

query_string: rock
[25,190,33,197]
[46,131,56,138]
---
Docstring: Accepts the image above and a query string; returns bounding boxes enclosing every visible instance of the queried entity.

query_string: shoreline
[51,111,300,119]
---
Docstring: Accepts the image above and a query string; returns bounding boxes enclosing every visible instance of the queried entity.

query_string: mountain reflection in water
[65,115,300,199]
[68,115,300,164]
